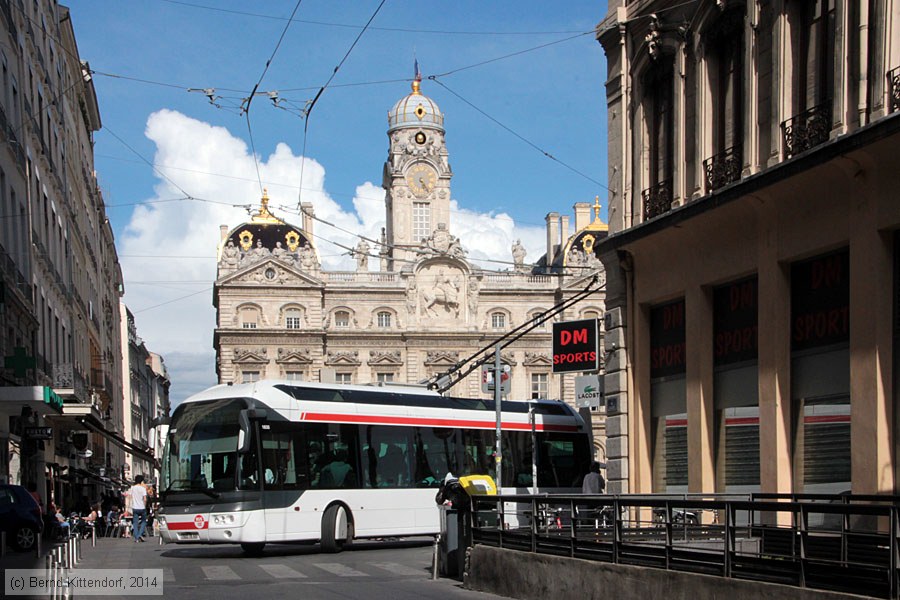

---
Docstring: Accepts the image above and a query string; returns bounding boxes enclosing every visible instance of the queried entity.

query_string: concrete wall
[465,545,878,600]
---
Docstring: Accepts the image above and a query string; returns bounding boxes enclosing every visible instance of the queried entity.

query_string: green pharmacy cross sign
[4,346,35,378]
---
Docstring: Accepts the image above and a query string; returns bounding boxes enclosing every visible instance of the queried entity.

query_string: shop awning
[0,386,64,416]
[79,419,158,468]
[46,404,158,468]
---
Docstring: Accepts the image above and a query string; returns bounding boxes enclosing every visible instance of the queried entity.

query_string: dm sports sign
[552,319,599,373]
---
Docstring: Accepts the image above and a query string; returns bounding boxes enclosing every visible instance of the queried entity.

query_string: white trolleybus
[157,380,591,554]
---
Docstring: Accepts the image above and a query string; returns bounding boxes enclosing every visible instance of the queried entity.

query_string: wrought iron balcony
[889,67,900,113]
[642,179,673,220]
[703,145,743,192]
[781,103,831,159]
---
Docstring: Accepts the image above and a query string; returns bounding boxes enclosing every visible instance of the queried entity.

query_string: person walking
[129,475,148,543]
[581,461,605,494]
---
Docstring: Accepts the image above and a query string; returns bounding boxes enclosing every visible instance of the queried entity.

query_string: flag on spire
[414,58,421,82]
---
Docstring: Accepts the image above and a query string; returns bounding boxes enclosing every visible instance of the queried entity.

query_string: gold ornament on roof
[238,230,254,251]
[251,188,284,224]
[285,231,301,252]
[587,196,608,231]
[415,104,426,119]
[581,234,596,254]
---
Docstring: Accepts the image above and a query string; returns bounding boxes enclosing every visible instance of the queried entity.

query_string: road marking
[201,565,241,580]
[258,564,307,578]
[163,567,175,582]
[313,563,368,577]
[369,562,425,577]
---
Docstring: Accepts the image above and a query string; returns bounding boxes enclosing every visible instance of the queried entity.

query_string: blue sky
[67,1,609,406]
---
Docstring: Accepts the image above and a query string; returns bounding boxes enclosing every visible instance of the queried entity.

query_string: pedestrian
[581,461,605,494]
[129,475,148,543]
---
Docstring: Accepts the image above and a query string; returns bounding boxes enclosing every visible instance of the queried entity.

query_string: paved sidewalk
[76,535,165,571]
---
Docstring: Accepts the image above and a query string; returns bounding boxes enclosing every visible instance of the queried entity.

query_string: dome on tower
[388,77,444,133]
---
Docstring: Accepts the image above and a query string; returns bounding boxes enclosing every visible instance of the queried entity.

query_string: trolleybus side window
[307,424,360,489]
[361,425,413,488]
[412,427,459,487]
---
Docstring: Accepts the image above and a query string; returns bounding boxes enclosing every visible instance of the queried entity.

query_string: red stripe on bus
[299,412,579,432]
[166,521,208,531]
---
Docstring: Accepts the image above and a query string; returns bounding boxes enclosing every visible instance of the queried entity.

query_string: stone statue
[512,239,527,269]
[354,239,370,271]
[220,239,239,272]
[249,240,270,264]
[422,269,460,317]
[272,241,289,262]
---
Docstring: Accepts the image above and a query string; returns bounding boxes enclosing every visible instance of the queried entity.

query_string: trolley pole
[494,344,502,491]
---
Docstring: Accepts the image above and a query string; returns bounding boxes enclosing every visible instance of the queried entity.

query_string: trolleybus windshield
[163,398,259,494]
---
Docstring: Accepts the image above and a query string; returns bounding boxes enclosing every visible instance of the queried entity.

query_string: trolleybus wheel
[240,542,266,556]
[321,504,351,553]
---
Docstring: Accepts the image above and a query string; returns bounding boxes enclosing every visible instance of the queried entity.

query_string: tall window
[800,0,836,111]
[413,202,430,243]
[491,312,506,329]
[642,56,675,219]
[284,308,302,329]
[377,373,394,384]
[335,372,352,384]
[241,370,260,383]
[284,371,304,381]
[377,311,392,328]
[334,310,350,328]
[530,373,549,399]
[705,8,744,191]
[240,307,259,329]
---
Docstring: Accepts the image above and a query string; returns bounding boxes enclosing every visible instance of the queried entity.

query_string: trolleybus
[157,380,591,554]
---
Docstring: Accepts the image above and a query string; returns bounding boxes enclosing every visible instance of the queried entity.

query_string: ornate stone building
[212,76,610,456]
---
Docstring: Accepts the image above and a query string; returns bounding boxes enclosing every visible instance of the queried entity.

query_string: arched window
[491,311,507,329]
[240,306,260,329]
[377,311,392,328]
[582,309,602,322]
[334,310,350,328]
[284,308,302,329]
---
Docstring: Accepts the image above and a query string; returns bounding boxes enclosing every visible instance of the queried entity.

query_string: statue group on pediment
[421,222,466,258]
[566,244,602,270]
[218,239,320,275]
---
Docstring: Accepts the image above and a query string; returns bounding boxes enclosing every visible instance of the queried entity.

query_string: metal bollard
[431,534,441,580]
[35,531,41,558]
[61,567,71,600]
[92,523,96,547]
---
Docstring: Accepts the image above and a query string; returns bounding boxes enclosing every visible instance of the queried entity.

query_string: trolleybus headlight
[211,513,236,526]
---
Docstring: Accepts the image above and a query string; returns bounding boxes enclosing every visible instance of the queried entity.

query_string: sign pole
[494,344,502,491]
[529,404,537,495]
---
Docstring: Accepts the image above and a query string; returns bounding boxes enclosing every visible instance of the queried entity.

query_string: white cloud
[119,110,551,407]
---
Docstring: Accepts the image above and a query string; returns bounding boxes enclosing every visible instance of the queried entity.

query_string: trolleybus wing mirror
[238,408,267,453]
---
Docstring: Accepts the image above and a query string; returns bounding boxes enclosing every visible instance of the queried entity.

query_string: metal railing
[889,67,900,113]
[703,144,743,192]
[641,179,673,220]
[471,493,900,598]
[781,102,831,159]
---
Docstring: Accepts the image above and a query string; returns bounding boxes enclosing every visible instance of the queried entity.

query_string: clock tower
[383,70,452,268]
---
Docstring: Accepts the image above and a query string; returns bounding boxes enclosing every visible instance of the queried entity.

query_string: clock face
[406,163,437,197]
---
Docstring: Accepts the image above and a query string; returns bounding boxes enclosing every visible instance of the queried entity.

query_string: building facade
[213,77,611,459]
[596,0,900,495]
[0,2,160,513]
